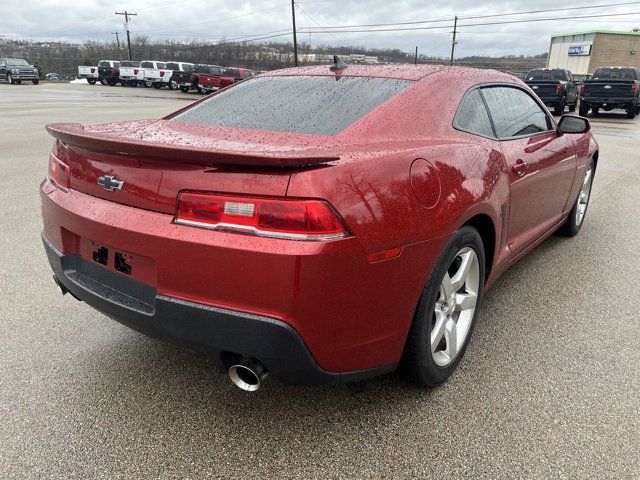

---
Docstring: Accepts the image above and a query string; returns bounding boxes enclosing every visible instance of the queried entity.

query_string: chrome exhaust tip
[228,359,269,392]
[52,275,67,296]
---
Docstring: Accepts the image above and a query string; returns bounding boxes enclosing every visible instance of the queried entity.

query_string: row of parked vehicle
[77,60,255,94]
[524,66,640,119]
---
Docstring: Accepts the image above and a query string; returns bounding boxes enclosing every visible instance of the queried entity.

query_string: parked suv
[579,66,640,118]
[0,58,39,84]
[525,68,578,115]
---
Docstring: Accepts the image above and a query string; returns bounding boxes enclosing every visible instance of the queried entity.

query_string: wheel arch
[461,213,497,284]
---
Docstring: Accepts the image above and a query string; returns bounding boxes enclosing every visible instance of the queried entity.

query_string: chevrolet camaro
[41,64,598,391]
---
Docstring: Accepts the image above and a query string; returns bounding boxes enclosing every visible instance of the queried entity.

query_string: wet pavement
[1,82,639,478]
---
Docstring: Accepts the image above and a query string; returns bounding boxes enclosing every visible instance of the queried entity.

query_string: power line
[297,10,640,34]
[299,0,640,31]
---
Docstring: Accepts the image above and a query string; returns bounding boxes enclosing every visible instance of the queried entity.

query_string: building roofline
[551,30,640,38]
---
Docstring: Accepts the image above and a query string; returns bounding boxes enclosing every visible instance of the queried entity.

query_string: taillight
[90,67,96,73]
[632,84,638,94]
[556,84,565,94]
[111,68,117,76]
[579,84,585,94]
[134,69,139,75]
[48,146,70,191]
[160,71,165,77]
[175,192,350,241]
[189,74,196,82]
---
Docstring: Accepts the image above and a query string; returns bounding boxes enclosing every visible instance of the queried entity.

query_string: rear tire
[143,81,152,88]
[557,159,594,237]
[626,104,636,119]
[553,100,565,116]
[87,78,97,85]
[579,103,589,116]
[15,80,21,85]
[569,103,576,112]
[402,226,485,387]
[99,78,107,85]
[152,83,162,89]
[179,86,189,93]
[8,73,14,84]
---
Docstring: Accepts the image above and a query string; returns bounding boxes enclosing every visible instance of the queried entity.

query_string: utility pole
[449,15,458,66]
[414,46,418,65]
[115,11,137,60]
[112,32,122,60]
[291,0,298,66]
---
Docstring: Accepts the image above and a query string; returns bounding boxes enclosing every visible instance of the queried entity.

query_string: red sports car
[41,65,598,391]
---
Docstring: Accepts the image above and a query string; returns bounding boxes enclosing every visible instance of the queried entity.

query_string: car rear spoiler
[45,123,339,168]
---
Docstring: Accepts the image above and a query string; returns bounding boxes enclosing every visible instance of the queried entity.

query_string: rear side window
[482,87,552,138]
[171,76,413,136]
[166,63,179,71]
[140,61,151,68]
[454,89,494,138]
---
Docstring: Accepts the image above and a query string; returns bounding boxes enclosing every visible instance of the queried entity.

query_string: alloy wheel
[431,247,480,367]
[575,163,593,227]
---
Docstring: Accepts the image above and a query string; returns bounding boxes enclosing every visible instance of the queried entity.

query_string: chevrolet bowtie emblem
[98,175,124,192]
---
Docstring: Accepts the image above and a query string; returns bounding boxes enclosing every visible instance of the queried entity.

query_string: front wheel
[557,159,594,237]
[7,73,14,84]
[152,83,162,89]
[143,81,152,88]
[402,226,485,387]
[32,79,39,85]
[579,103,589,116]
[99,78,107,85]
[169,80,179,90]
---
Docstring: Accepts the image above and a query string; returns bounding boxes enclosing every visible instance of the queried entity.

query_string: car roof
[263,64,518,82]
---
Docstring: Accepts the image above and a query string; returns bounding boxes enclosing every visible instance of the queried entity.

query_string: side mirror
[557,115,590,134]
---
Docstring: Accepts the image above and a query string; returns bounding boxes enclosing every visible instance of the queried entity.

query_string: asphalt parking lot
[1,82,639,478]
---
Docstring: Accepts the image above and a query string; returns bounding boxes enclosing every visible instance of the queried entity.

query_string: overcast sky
[3,0,640,57]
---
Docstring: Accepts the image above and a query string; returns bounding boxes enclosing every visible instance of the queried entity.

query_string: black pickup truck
[166,62,196,91]
[579,66,640,118]
[97,60,121,86]
[0,58,39,84]
[524,68,578,115]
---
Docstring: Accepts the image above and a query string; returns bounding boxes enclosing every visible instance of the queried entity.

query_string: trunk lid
[526,80,561,97]
[46,120,338,214]
[584,80,636,97]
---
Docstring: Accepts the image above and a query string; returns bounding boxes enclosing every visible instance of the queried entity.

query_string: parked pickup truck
[97,60,121,86]
[140,61,171,88]
[166,62,196,91]
[222,67,255,83]
[579,66,640,118]
[195,64,234,93]
[0,58,39,84]
[118,60,144,87]
[524,68,578,115]
[77,65,99,84]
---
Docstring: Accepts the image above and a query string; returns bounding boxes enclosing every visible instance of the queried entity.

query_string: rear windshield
[171,75,413,136]
[526,69,566,81]
[223,68,240,77]
[121,61,140,67]
[593,68,638,80]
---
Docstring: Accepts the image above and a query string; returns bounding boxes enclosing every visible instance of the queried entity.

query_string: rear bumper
[581,96,635,107]
[198,83,220,91]
[43,236,393,385]
[40,179,434,380]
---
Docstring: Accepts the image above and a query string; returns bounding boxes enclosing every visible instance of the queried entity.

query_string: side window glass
[482,87,552,139]
[453,89,494,138]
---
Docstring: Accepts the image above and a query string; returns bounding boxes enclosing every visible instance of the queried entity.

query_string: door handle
[512,160,528,177]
